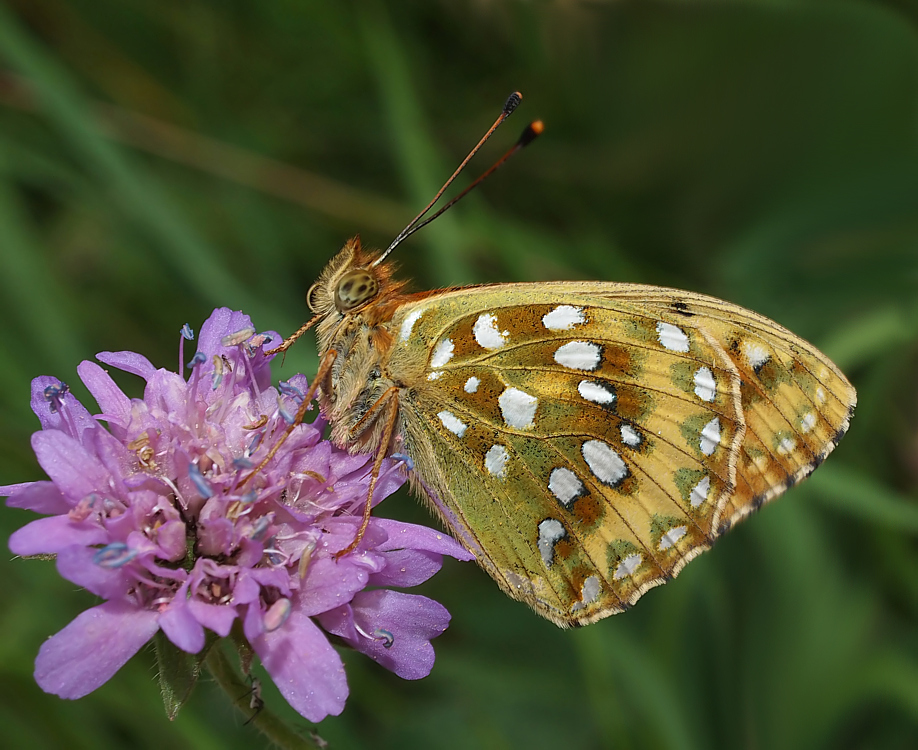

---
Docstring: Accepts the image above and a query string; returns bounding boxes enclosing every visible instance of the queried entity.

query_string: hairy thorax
[316,311,399,455]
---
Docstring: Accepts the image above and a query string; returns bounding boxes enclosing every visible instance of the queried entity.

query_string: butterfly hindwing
[624,291,856,530]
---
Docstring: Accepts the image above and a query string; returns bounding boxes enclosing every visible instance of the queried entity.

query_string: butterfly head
[307,236,409,324]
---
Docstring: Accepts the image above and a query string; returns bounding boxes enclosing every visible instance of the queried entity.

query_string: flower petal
[252,605,348,722]
[196,308,254,359]
[371,518,474,560]
[31,430,111,504]
[10,516,107,555]
[35,600,159,699]
[77,360,132,434]
[95,351,157,381]
[56,545,130,599]
[187,600,237,637]
[4,481,70,514]
[297,555,375,616]
[0,480,34,496]
[159,599,205,654]
[30,376,97,446]
[369,549,442,588]
[89,427,134,494]
[322,590,450,680]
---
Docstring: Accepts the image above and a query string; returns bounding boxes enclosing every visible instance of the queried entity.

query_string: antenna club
[518,120,544,147]
[503,91,523,116]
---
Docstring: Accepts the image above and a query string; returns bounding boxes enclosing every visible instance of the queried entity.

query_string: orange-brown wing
[385,284,855,626]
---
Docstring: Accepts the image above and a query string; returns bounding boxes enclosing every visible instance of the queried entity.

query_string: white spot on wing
[800,412,817,433]
[484,445,509,478]
[542,305,585,331]
[743,340,770,369]
[777,436,796,455]
[693,366,716,402]
[700,417,721,456]
[656,321,689,352]
[620,424,641,447]
[614,553,642,580]
[427,371,443,381]
[473,313,508,349]
[464,376,480,393]
[399,309,423,343]
[548,467,584,507]
[430,338,454,367]
[498,387,538,429]
[581,575,600,604]
[690,475,710,508]
[816,386,827,405]
[659,525,687,551]
[582,440,628,486]
[572,575,601,611]
[578,380,616,406]
[537,519,565,568]
[437,410,467,437]
[555,341,601,371]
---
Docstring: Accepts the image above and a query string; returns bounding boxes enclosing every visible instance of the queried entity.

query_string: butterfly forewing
[383,283,855,626]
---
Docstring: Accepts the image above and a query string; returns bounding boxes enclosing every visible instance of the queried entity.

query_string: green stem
[204,644,320,750]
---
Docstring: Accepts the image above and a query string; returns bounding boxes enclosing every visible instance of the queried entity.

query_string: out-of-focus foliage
[0,1,916,748]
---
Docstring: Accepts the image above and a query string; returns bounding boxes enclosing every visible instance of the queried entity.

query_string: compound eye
[334,269,379,312]
[306,282,321,312]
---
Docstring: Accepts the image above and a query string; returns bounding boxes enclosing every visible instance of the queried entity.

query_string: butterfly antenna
[396,120,543,244]
[371,91,523,267]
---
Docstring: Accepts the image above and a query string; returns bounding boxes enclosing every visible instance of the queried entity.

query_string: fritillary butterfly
[267,94,856,627]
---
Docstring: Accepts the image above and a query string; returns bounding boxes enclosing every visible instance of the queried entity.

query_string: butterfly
[263,93,856,627]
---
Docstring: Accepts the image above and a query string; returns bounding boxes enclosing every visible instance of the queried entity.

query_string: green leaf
[154,631,210,721]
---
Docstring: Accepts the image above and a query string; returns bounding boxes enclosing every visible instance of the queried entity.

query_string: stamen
[264,598,291,632]
[43,381,69,414]
[353,622,395,649]
[68,494,98,522]
[277,394,295,425]
[211,355,225,390]
[390,452,415,471]
[93,542,138,568]
[298,539,317,579]
[246,432,263,457]
[264,546,288,566]
[373,628,395,649]
[188,463,214,499]
[250,514,274,541]
[245,333,270,358]
[179,324,194,376]
[158,475,188,510]
[279,380,305,402]
[242,415,269,430]
[221,327,256,347]
[187,352,207,368]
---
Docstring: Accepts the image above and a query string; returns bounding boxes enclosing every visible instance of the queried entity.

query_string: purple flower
[3,308,473,723]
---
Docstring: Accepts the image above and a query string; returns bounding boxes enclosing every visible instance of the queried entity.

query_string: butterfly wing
[386,283,855,627]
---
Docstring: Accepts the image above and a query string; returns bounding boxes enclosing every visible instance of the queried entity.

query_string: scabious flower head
[3,308,472,722]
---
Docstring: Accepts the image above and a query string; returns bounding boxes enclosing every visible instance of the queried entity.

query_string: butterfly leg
[239,348,337,488]
[265,313,322,357]
[335,386,401,558]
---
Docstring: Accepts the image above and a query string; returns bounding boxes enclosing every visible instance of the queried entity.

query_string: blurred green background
[1,1,916,748]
